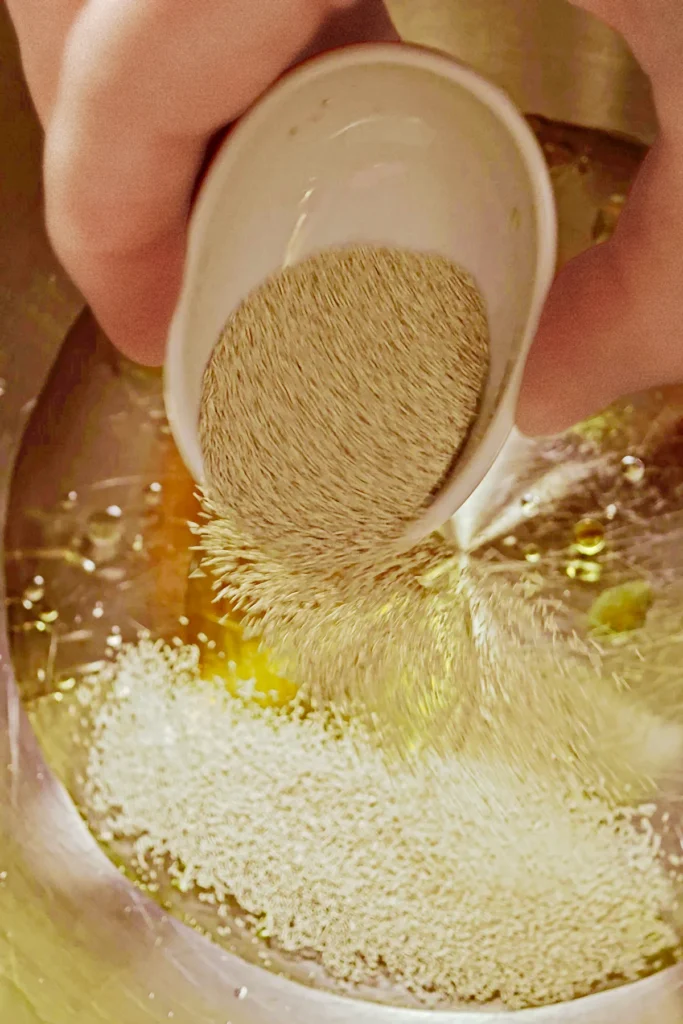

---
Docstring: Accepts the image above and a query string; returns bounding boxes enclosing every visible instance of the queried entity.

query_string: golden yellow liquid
[184,568,299,708]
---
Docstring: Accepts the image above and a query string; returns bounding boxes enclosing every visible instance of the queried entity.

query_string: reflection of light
[350,162,405,190]
[452,430,608,552]
[284,182,317,266]
[329,115,384,140]
[329,114,435,147]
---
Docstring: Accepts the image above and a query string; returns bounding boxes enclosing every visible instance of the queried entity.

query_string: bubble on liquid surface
[107,626,123,650]
[59,490,79,511]
[145,481,163,507]
[87,509,125,547]
[23,579,45,604]
[621,456,645,485]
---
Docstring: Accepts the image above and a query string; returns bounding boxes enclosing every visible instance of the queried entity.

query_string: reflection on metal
[388,0,656,144]
[0,2,679,1023]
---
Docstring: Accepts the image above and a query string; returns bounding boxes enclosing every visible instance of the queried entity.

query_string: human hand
[517,0,683,436]
[6,0,397,364]
[9,0,681,436]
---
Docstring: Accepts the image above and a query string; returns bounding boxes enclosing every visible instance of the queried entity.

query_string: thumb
[516,136,683,436]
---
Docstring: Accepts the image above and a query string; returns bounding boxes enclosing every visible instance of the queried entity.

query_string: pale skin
[6,0,683,436]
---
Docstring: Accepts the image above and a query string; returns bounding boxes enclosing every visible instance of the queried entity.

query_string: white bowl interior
[166,45,556,504]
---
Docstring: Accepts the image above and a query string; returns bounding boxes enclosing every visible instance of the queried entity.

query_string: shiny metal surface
[389,0,656,143]
[1,2,680,1023]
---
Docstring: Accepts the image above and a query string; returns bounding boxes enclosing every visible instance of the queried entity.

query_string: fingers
[517,136,683,436]
[569,1,682,122]
[516,246,645,438]
[5,0,84,122]
[304,0,398,54]
[41,0,356,362]
[519,0,683,436]
[43,0,396,364]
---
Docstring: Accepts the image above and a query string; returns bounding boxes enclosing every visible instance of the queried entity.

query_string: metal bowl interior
[1,2,682,1023]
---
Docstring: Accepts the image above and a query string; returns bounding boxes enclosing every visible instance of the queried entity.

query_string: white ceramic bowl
[165,42,557,532]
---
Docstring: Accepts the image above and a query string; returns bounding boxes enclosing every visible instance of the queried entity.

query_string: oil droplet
[23,581,45,602]
[39,608,59,624]
[87,509,125,547]
[235,987,248,1000]
[92,602,105,620]
[82,557,97,574]
[521,494,539,517]
[588,580,653,633]
[59,490,79,511]
[145,481,163,507]
[565,559,602,583]
[621,455,645,485]
[572,518,606,556]
[523,543,541,564]
[107,628,123,650]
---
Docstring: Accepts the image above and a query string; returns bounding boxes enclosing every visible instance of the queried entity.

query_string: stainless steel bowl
[1,2,681,1022]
